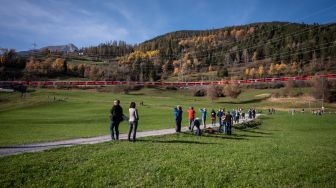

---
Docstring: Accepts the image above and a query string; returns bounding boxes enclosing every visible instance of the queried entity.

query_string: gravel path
[0,115,260,157]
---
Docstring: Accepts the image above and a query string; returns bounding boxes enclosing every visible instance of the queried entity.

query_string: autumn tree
[223,83,241,99]
[257,65,265,78]
[310,76,332,102]
[268,63,275,76]
[282,78,295,97]
[249,68,256,78]
[245,68,249,77]
[52,58,67,73]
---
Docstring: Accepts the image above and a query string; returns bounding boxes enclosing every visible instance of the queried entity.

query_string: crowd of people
[108,99,258,141]
[173,106,257,136]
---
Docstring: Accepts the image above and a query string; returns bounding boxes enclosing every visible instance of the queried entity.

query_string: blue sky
[0,0,336,51]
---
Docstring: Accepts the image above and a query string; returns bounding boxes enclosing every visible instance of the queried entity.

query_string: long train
[0,74,335,87]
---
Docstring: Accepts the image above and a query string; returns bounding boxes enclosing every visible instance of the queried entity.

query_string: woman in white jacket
[128,102,139,142]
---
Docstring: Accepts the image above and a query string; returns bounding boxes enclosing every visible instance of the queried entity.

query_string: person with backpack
[110,100,124,140]
[174,105,183,132]
[187,107,195,130]
[210,109,216,127]
[200,108,207,128]
[128,102,139,142]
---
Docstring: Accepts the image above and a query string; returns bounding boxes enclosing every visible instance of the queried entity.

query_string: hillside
[1,22,336,81]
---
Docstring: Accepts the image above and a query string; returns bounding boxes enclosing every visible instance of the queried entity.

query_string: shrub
[223,84,241,98]
[207,85,223,100]
[233,119,262,130]
[310,76,333,102]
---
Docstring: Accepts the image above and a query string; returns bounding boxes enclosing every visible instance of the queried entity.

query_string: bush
[191,87,206,97]
[282,78,295,97]
[310,76,333,102]
[233,119,262,130]
[165,86,178,90]
[207,85,223,100]
[223,84,241,98]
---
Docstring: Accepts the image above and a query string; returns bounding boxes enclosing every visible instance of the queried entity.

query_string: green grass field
[0,112,335,187]
[0,87,334,146]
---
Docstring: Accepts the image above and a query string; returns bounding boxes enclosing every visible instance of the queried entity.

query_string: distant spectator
[217,109,224,128]
[224,111,233,135]
[174,105,183,132]
[200,108,207,128]
[291,108,295,115]
[235,109,240,123]
[128,102,139,142]
[188,107,196,130]
[248,109,252,119]
[211,109,216,127]
[192,118,202,136]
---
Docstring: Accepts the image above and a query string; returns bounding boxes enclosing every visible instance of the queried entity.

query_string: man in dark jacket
[224,111,233,135]
[110,100,123,140]
[174,105,183,132]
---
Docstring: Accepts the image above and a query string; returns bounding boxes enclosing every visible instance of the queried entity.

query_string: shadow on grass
[127,93,145,96]
[238,129,273,135]
[201,134,248,140]
[217,97,269,105]
[137,139,217,145]
[181,132,248,140]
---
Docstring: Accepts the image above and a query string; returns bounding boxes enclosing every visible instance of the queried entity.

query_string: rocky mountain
[40,43,79,53]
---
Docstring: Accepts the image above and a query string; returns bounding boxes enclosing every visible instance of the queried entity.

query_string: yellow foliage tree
[52,58,67,73]
[245,68,249,77]
[258,65,265,77]
[268,63,275,76]
[249,68,256,78]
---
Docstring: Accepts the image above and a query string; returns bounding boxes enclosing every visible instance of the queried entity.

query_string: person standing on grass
[219,111,226,132]
[188,107,195,130]
[128,102,139,142]
[217,108,224,128]
[211,109,216,127]
[235,110,240,123]
[200,108,207,128]
[224,111,233,135]
[174,105,183,132]
[110,100,123,140]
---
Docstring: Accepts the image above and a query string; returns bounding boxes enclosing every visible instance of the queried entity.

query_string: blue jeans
[110,120,120,140]
[189,119,194,130]
[224,122,228,134]
[202,118,206,128]
[128,121,138,141]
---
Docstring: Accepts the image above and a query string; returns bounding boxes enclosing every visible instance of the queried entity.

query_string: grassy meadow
[0,87,334,146]
[0,112,335,187]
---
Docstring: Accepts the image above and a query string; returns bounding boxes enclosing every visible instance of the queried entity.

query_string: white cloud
[0,0,131,49]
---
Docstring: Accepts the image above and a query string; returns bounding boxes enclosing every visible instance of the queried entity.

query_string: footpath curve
[0,114,260,157]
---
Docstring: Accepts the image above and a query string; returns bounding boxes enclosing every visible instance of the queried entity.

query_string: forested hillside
[1,22,336,81]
